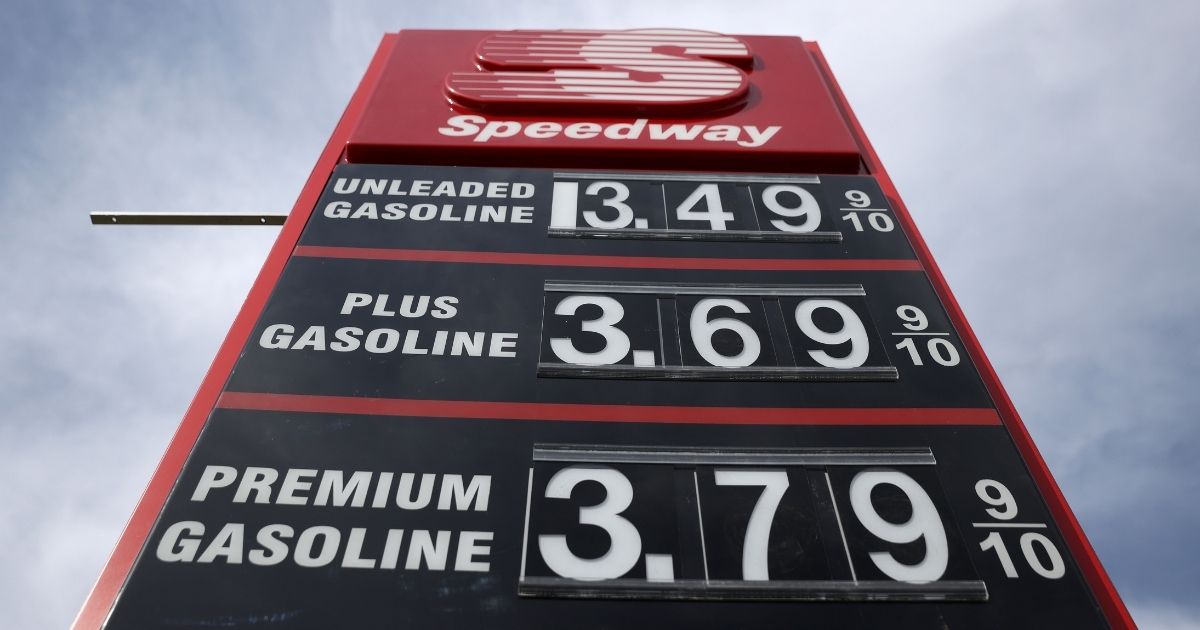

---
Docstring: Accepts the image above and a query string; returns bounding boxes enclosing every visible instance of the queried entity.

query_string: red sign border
[72,34,1134,630]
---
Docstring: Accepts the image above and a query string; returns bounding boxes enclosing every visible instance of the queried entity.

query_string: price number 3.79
[520,447,984,601]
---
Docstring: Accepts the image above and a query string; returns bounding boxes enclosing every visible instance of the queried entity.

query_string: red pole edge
[69,34,399,630]
[802,42,1135,629]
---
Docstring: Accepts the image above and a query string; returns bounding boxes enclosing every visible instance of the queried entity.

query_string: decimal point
[632,350,656,367]
[634,218,649,229]
[645,554,675,582]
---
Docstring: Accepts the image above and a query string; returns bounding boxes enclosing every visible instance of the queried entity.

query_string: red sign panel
[347,30,862,172]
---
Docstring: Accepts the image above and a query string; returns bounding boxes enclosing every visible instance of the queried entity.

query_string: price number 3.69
[538,283,897,380]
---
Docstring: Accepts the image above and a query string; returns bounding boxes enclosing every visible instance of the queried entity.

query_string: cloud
[1130,601,1200,630]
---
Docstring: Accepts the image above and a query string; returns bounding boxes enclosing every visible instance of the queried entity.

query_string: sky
[0,1,1197,628]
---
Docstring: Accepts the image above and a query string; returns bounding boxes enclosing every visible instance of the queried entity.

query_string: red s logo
[445,29,754,115]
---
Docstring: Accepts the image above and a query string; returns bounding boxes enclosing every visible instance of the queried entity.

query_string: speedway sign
[76,29,1132,630]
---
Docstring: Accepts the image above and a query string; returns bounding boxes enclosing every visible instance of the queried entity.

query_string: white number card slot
[547,226,843,243]
[555,172,822,184]
[535,363,899,381]
[518,577,987,602]
[544,281,865,297]
[531,445,935,466]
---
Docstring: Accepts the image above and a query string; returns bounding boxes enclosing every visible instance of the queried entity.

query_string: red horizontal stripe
[456,86,728,95]
[454,79,741,86]
[217,392,1001,426]
[451,78,740,86]
[292,246,923,272]
[499,37,743,46]
[494,35,739,41]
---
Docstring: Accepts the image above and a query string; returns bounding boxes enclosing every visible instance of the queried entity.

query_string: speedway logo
[441,28,781,147]
[437,114,780,148]
[444,28,755,115]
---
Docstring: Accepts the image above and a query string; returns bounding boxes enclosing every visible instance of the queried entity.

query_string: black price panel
[298,164,917,260]
[105,412,1111,629]
[226,258,992,409]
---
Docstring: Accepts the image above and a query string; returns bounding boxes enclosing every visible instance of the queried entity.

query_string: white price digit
[895,337,961,367]
[762,184,821,233]
[980,531,1066,579]
[582,181,635,229]
[550,295,630,366]
[868,213,895,231]
[842,212,894,232]
[713,470,790,580]
[675,183,734,231]
[849,469,948,583]
[845,190,872,207]
[1020,533,1066,579]
[896,305,929,331]
[538,466,642,581]
[795,299,868,369]
[690,298,761,367]
[974,479,1018,520]
[927,338,960,365]
[980,532,1019,578]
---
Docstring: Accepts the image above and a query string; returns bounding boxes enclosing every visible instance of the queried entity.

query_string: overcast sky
[1,1,1197,628]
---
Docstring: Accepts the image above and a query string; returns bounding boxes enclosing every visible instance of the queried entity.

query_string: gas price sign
[77,28,1131,630]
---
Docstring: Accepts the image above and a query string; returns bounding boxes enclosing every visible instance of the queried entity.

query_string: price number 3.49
[550,176,840,242]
